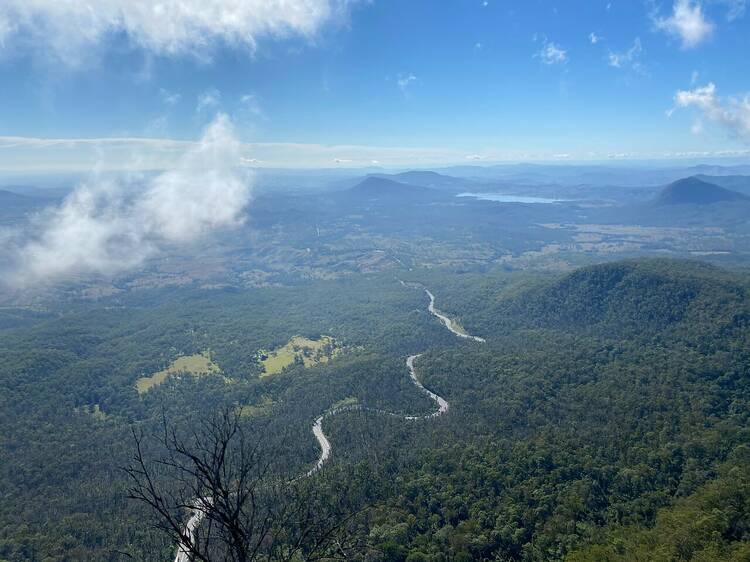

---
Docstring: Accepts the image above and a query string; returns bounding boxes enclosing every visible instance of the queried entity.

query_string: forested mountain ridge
[695,174,750,196]
[469,259,750,345]
[1,259,749,560]
[343,176,446,202]
[654,176,749,206]
[357,259,750,561]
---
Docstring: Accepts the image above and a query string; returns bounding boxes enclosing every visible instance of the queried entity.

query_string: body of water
[457,192,566,204]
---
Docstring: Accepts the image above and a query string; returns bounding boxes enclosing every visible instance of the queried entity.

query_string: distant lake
[457,192,566,204]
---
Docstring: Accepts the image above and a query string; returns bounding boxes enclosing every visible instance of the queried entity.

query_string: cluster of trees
[1,259,749,560]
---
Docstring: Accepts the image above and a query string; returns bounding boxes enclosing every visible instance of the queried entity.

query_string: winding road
[425,289,486,343]
[305,286,484,475]
[174,285,484,560]
[174,498,212,562]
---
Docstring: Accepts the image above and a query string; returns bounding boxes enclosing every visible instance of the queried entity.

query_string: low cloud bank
[8,114,251,286]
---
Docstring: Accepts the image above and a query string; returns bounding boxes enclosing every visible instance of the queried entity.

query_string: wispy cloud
[397,73,418,96]
[3,132,750,173]
[0,136,191,151]
[0,0,358,67]
[5,114,251,286]
[159,88,182,106]
[653,0,714,49]
[589,32,602,44]
[240,93,263,116]
[197,88,221,112]
[608,38,645,73]
[0,136,481,170]
[720,0,746,20]
[535,39,568,65]
[671,83,750,142]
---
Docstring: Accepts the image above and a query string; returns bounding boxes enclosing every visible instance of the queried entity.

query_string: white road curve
[404,353,448,419]
[174,497,212,562]
[425,289,486,343]
[173,285,484,559]
[306,286,483,475]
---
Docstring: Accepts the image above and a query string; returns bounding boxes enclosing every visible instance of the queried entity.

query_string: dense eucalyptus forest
[3,0,750,560]
[1,257,749,561]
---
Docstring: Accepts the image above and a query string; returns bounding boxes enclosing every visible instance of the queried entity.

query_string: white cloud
[397,73,418,95]
[672,83,750,142]
[536,40,568,65]
[654,0,714,49]
[159,88,181,106]
[0,13,15,48]
[7,114,251,286]
[720,0,746,20]
[0,136,191,152]
[197,88,221,112]
[608,38,644,73]
[589,32,602,44]
[0,0,356,66]
[144,115,169,136]
[240,93,263,116]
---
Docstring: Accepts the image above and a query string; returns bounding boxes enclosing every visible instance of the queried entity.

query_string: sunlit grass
[136,351,221,393]
[258,335,342,377]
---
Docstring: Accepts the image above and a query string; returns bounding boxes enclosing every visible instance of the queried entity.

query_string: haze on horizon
[4,4,750,562]
[0,0,748,171]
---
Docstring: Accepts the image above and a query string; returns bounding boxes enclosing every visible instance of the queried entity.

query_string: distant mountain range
[437,163,750,188]
[694,174,750,196]
[343,176,447,202]
[341,173,750,211]
[368,170,477,191]
[653,176,749,206]
[0,189,48,210]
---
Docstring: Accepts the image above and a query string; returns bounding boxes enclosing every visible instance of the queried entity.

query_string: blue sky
[0,0,748,169]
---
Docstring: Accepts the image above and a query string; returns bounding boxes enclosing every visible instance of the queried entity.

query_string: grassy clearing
[238,396,277,418]
[136,351,221,394]
[258,335,342,377]
[330,396,359,411]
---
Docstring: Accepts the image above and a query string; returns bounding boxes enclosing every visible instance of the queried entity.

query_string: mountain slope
[694,174,750,196]
[653,176,748,206]
[0,189,43,210]
[344,176,445,202]
[391,259,750,560]
[485,259,748,342]
[370,170,475,190]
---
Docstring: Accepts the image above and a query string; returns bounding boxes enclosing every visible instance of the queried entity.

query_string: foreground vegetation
[1,259,749,560]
